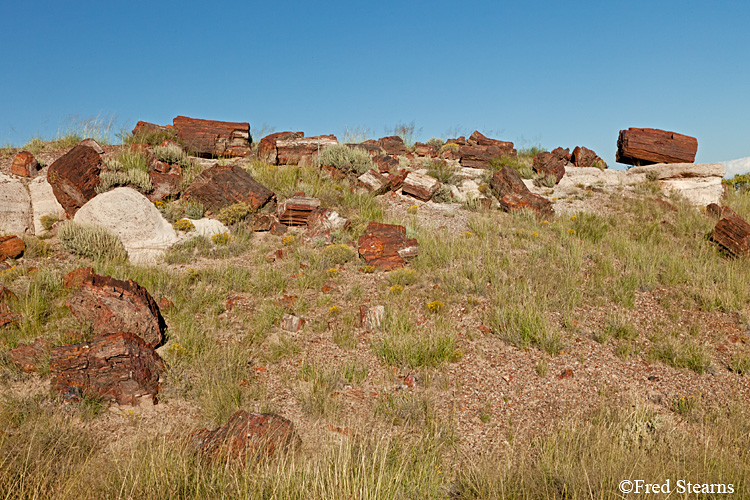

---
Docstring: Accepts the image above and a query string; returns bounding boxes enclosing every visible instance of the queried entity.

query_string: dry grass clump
[318,144,373,175]
[216,202,253,226]
[98,150,153,194]
[57,221,128,262]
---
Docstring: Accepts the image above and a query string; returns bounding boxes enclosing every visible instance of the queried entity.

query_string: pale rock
[29,175,65,234]
[191,218,229,238]
[74,187,179,264]
[0,173,32,235]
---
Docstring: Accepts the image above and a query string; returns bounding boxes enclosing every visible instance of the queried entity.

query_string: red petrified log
[11,151,39,177]
[50,332,165,405]
[378,136,407,155]
[7,338,49,373]
[571,146,607,169]
[191,410,301,462]
[276,135,338,165]
[65,272,167,348]
[47,144,103,217]
[402,172,440,201]
[358,222,419,271]
[711,212,750,257]
[173,116,251,157]
[0,236,25,261]
[183,165,274,211]
[616,128,698,165]
[358,169,390,195]
[258,131,303,164]
[490,166,553,217]
[277,197,321,226]
[533,147,570,184]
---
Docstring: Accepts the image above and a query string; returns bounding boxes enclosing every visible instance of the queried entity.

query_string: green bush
[431,184,453,203]
[319,144,373,175]
[152,144,193,168]
[40,214,60,231]
[425,137,444,148]
[58,221,128,262]
[96,170,153,194]
[183,200,205,220]
[216,203,253,226]
[322,244,356,265]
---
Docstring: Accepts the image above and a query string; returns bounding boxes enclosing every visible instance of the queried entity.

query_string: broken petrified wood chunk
[47,144,103,217]
[533,147,570,184]
[50,332,165,405]
[191,410,301,462]
[276,135,338,165]
[0,235,25,261]
[359,305,385,332]
[62,266,95,290]
[281,314,304,332]
[183,165,274,211]
[65,272,167,348]
[357,169,390,195]
[490,166,553,217]
[402,172,440,201]
[571,146,607,169]
[616,127,698,166]
[172,115,251,157]
[378,136,407,155]
[132,121,171,137]
[711,212,750,257]
[357,222,418,271]
[11,151,39,177]
[257,131,303,165]
[277,197,321,226]
[7,338,49,373]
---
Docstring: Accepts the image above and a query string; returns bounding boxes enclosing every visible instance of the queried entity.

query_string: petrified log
[62,266,95,290]
[277,197,321,226]
[50,332,165,405]
[276,135,338,165]
[357,169,390,195]
[414,143,438,157]
[490,166,553,217]
[533,147,570,184]
[372,154,400,173]
[467,131,515,150]
[387,170,409,191]
[257,131,303,165]
[378,136,407,155]
[132,121,171,137]
[711,213,750,257]
[173,116,251,157]
[251,213,275,232]
[571,146,606,169]
[306,208,349,236]
[402,172,440,201]
[358,222,418,271]
[0,235,25,261]
[47,144,103,217]
[191,410,300,462]
[65,272,167,348]
[281,314,304,332]
[616,128,698,166]
[183,165,274,211]
[459,143,517,169]
[11,151,39,177]
[147,171,181,202]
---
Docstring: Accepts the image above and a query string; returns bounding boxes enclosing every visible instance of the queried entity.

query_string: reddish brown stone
[65,273,167,348]
[706,203,735,219]
[372,154,400,173]
[446,137,467,146]
[378,136,407,155]
[440,148,460,161]
[173,116,251,157]
[270,221,288,236]
[251,213,275,232]
[358,169,390,194]
[387,170,409,191]
[277,197,320,226]
[281,313,304,332]
[183,165,274,211]
[11,151,39,177]
[191,410,300,462]
[158,296,174,310]
[467,131,514,150]
[50,332,165,405]
[258,132,303,164]
[533,147,570,184]
[322,164,347,179]
[571,146,606,169]
[357,222,419,271]
[616,128,698,166]
[414,143,438,157]
[711,213,750,257]
[132,121,171,137]
[402,172,440,201]
[0,236,25,261]
[459,144,517,169]
[277,295,297,309]
[490,167,553,217]
[147,171,182,202]
[62,266,95,290]
[47,144,103,217]
[7,338,49,373]
[276,135,338,165]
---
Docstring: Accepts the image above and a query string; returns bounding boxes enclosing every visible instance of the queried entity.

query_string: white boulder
[29,175,65,234]
[0,173,32,235]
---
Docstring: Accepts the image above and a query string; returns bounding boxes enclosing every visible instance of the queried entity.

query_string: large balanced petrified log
[47,144,103,217]
[711,211,750,257]
[173,116,251,157]
[616,128,697,166]
[183,165,274,211]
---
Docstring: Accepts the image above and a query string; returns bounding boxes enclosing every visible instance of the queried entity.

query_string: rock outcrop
[276,135,338,165]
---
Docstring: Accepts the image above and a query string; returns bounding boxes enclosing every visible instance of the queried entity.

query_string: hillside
[0,130,748,499]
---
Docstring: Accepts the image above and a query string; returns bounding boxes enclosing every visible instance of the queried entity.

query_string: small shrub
[96,169,153,194]
[58,221,128,262]
[426,137,444,148]
[646,170,659,182]
[431,184,453,204]
[39,214,60,231]
[152,143,193,169]
[487,305,563,355]
[387,268,417,286]
[183,200,205,220]
[407,205,419,215]
[671,394,699,416]
[649,338,711,374]
[426,301,445,314]
[216,203,252,226]
[571,212,608,243]
[127,127,177,146]
[173,219,195,232]
[533,174,557,188]
[211,232,232,245]
[319,144,372,175]
[438,143,459,156]
[20,236,51,258]
[322,244,356,265]
[425,160,458,184]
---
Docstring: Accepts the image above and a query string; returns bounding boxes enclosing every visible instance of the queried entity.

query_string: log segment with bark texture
[616,128,697,166]
[378,136,407,155]
[132,121,172,137]
[172,116,251,157]
[7,338,49,373]
[358,169,390,195]
[65,271,167,348]
[711,211,750,257]
[11,151,39,177]
[490,166,553,217]
[257,132,302,164]
[571,146,607,169]
[191,410,301,462]
[47,144,103,217]
[533,147,570,184]
[0,236,25,261]
[402,172,440,201]
[358,222,418,271]
[183,165,274,211]
[277,197,321,226]
[50,332,165,405]
[276,135,338,165]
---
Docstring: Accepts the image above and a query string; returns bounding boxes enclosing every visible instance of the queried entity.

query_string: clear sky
[2,0,749,167]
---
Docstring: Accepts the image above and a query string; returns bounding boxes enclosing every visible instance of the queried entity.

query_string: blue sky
[2,0,749,167]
